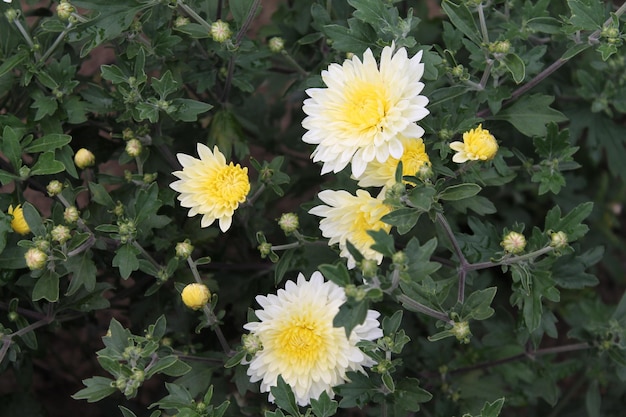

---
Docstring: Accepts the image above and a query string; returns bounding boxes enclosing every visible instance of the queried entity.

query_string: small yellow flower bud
[550,231,568,249]
[64,206,80,224]
[268,37,285,53]
[501,231,526,254]
[74,148,95,169]
[181,283,211,310]
[8,204,31,235]
[46,180,64,196]
[51,224,71,244]
[210,20,232,43]
[174,16,190,28]
[450,124,498,163]
[25,247,48,270]
[175,240,194,259]
[125,138,142,157]
[277,212,299,234]
[56,1,75,20]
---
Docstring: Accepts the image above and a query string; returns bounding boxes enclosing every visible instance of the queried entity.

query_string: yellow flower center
[198,163,250,209]
[464,125,498,160]
[401,144,430,177]
[275,313,325,368]
[351,206,391,249]
[341,81,390,135]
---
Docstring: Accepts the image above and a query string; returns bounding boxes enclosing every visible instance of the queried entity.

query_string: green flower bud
[242,333,263,354]
[74,148,95,169]
[174,16,190,28]
[125,138,142,157]
[451,321,471,344]
[175,240,194,259]
[258,242,272,258]
[25,247,48,270]
[63,206,80,224]
[51,224,71,244]
[550,231,568,249]
[34,237,50,252]
[501,231,526,254]
[57,1,75,20]
[210,20,232,43]
[277,212,299,234]
[46,180,64,196]
[268,37,285,53]
[360,258,378,278]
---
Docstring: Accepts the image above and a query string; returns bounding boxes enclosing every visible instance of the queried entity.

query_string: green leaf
[89,182,116,208]
[1,125,24,171]
[224,349,247,368]
[460,287,497,321]
[586,381,601,417]
[112,243,140,279]
[406,185,436,211]
[319,263,351,287]
[493,94,568,137]
[101,65,128,84]
[72,376,117,402]
[56,145,79,178]
[174,23,211,38]
[21,202,44,236]
[15,316,38,349]
[65,253,98,295]
[481,397,505,417]
[544,202,594,242]
[170,98,213,122]
[30,151,66,176]
[152,70,178,98]
[270,375,301,417]
[368,229,395,257]
[501,53,525,84]
[382,310,404,335]
[230,0,257,26]
[323,19,378,53]
[23,133,71,153]
[310,391,338,417]
[441,0,482,46]
[392,378,432,415]
[0,50,28,78]
[119,406,138,417]
[381,208,421,235]
[32,270,60,302]
[568,0,605,30]
[439,183,481,201]
[334,299,368,337]
[274,248,295,285]
[31,92,58,121]
[348,0,393,27]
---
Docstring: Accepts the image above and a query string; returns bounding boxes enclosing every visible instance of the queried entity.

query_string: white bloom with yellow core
[302,43,429,178]
[357,135,430,188]
[449,124,498,163]
[170,144,250,232]
[309,189,391,269]
[243,271,383,406]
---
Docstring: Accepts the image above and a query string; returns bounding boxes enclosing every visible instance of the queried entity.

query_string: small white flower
[243,272,382,406]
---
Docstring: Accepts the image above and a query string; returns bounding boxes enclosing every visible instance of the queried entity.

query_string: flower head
[8,204,30,235]
[501,231,526,254]
[449,124,498,163]
[170,144,250,232]
[181,283,211,310]
[309,189,391,268]
[243,272,382,406]
[210,19,232,43]
[357,135,430,188]
[302,44,429,178]
[25,247,47,270]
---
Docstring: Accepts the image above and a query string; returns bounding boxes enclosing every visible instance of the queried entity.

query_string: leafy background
[0,0,626,416]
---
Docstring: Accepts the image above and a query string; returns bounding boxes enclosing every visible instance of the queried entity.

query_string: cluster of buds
[51,224,72,244]
[117,219,137,244]
[451,321,471,344]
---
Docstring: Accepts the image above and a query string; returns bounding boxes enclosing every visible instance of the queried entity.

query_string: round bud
[74,148,95,169]
[175,240,194,259]
[181,283,211,310]
[46,180,64,196]
[25,247,48,270]
[268,37,285,53]
[501,231,526,254]
[210,20,232,43]
[277,212,299,234]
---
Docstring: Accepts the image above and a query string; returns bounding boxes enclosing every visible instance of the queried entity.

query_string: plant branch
[396,294,453,324]
[435,212,469,303]
[466,246,555,271]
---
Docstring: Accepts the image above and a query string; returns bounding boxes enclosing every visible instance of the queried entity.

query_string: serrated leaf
[89,182,116,208]
[568,0,605,30]
[334,299,368,337]
[72,376,116,402]
[493,94,568,137]
[481,397,505,417]
[152,70,178,98]
[112,243,140,279]
[32,270,60,302]
[24,133,72,153]
[441,0,482,46]
[310,391,338,417]
[368,229,395,257]
[65,252,98,295]
[170,98,213,122]
[30,151,65,176]
[460,287,497,321]
[318,263,351,287]
[271,375,301,417]
[392,378,432,414]
[381,208,421,235]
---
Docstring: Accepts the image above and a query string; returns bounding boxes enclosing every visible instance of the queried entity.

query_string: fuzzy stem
[397,294,453,324]
[435,212,469,303]
[466,246,555,271]
[177,0,212,31]
[40,22,73,63]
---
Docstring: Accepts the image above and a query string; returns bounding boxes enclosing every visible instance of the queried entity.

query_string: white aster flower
[170,144,250,232]
[309,189,392,269]
[243,272,383,406]
[357,135,430,188]
[302,43,429,178]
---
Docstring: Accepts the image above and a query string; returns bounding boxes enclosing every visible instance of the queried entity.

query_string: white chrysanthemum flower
[309,189,391,268]
[357,135,430,188]
[302,43,429,178]
[243,272,383,406]
[170,144,250,232]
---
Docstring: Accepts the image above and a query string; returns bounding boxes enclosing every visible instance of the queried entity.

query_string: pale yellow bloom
[357,136,430,188]
[309,189,391,268]
[181,283,211,310]
[8,204,30,235]
[449,124,498,163]
[170,144,250,232]
[243,272,383,406]
[302,43,429,178]
[74,148,95,169]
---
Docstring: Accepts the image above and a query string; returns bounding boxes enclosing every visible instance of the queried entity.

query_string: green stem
[435,212,469,303]
[397,294,453,324]
[40,22,73,63]
[477,3,490,44]
[243,183,265,207]
[270,241,302,251]
[132,240,161,270]
[186,257,233,355]
[0,313,55,364]
[281,50,309,77]
[466,246,555,271]
[177,0,212,32]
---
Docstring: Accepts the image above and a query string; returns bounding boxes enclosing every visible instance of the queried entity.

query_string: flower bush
[1,1,626,417]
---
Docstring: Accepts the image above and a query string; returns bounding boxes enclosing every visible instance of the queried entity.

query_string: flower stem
[177,0,212,32]
[435,212,469,303]
[132,240,161,270]
[396,294,453,324]
[466,246,555,271]
[281,50,309,77]
[477,3,490,44]
[186,256,233,356]
[40,22,73,63]
[0,312,55,364]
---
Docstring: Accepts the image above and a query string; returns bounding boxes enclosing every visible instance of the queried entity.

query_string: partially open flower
[449,124,498,163]
[181,283,211,310]
[8,204,30,235]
